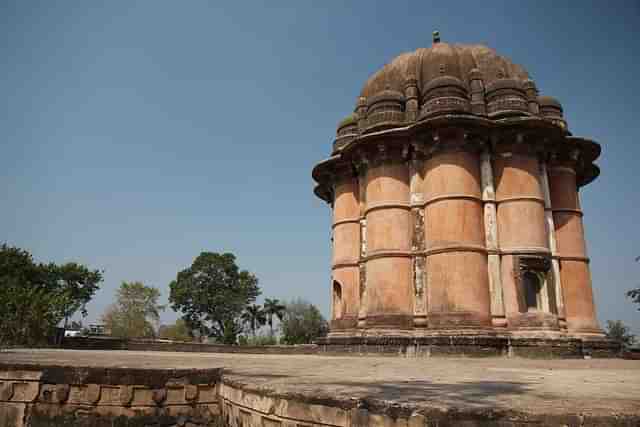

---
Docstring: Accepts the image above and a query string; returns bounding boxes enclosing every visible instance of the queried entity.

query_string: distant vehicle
[64,329,83,338]
[88,323,107,336]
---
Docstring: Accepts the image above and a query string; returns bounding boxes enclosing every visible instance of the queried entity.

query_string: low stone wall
[220,381,352,427]
[61,337,127,351]
[127,341,319,355]
[61,335,622,359]
[2,362,639,426]
[61,337,319,355]
[220,380,640,427]
[220,379,640,427]
[0,364,223,426]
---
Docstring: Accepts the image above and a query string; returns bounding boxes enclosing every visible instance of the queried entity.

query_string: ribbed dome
[360,43,530,100]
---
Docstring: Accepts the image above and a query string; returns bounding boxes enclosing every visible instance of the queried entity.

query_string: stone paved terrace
[2,349,640,422]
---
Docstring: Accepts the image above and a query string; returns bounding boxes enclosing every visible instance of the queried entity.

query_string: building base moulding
[317,332,621,359]
[506,312,562,330]
[330,317,359,330]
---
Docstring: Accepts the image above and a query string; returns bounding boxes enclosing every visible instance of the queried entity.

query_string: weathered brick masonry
[0,365,222,426]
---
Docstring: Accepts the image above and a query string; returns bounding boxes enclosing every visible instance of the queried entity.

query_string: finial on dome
[433,31,440,44]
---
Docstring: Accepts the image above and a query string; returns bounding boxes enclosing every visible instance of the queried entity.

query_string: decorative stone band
[413,314,428,327]
[427,311,492,328]
[403,194,485,209]
[507,311,561,330]
[363,110,406,133]
[515,254,551,272]
[500,247,551,255]
[421,244,487,256]
[363,314,414,329]
[421,193,482,207]
[364,201,411,215]
[550,208,584,217]
[331,317,359,330]
[364,250,413,261]
[420,96,471,118]
[332,217,361,228]
[333,133,358,152]
[331,260,360,269]
[410,198,425,207]
[487,97,529,116]
[553,254,591,263]
[495,196,545,205]
[356,246,557,261]
[485,79,529,118]
[313,113,603,205]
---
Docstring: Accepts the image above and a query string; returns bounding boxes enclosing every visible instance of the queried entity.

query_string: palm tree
[263,298,286,337]
[241,304,266,336]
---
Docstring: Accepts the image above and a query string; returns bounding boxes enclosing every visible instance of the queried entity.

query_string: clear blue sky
[2,1,639,333]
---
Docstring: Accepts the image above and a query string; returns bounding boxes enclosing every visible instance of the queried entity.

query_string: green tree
[102,281,165,339]
[626,256,640,310]
[158,319,192,342]
[605,320,635,347]
[0,245,55,346]
[263,298,286,336]
[241,304,266,336]
[169,252,260,345]
[55,262,103,328]
[628,289,640,309]
[0,244,103,347]
[281,299,328,345]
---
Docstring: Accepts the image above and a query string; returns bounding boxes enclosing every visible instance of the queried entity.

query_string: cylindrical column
[540,160,566,326]
[364,148,413,329]
[548,160,600,334]
[480,148,505,326]
[410,152,427,327]
[331,170,360,330]
[494,149,553,328]
[423,135,490,328]
[355,159,368,328]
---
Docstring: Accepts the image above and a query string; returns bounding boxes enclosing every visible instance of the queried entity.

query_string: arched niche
[332,280,343,320]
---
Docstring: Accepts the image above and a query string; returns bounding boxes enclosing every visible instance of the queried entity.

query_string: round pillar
[364,150,413,329]
[423,136,490,328]
[494,150,555,329]
[331,171,360,330]
[548,161,600,334]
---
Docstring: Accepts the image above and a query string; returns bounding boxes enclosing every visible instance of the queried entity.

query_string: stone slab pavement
[2,349,639,417]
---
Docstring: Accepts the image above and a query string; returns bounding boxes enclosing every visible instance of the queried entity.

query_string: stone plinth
[2,349,639,426]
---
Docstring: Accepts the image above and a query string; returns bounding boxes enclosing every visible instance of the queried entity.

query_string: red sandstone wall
[364,161,413,328]
[326,140,599,337]
[332,178,360,328]
[423,148,490,327]
[548,164,600,333]
[494,153,549,325]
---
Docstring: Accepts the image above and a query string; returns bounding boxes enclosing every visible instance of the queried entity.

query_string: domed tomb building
[312,35,607,352]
